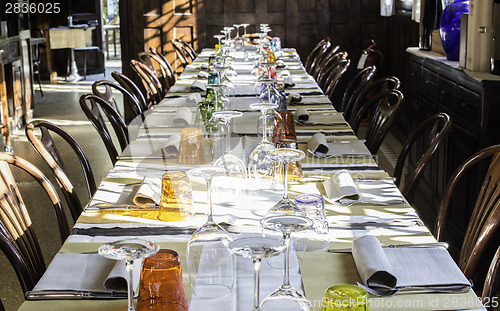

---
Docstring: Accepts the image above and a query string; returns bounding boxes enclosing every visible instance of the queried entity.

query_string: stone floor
[0,60,405,310]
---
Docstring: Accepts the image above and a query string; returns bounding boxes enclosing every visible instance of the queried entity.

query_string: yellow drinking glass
[322,284,368,311]
[177,127,206,165]
[158,171,194,221]
[274,139,303,182]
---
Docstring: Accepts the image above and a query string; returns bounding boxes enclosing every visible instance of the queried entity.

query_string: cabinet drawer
[438,76,456,114]
[455,86,481,132]
[421,67,439,101]
[409,61,421,87]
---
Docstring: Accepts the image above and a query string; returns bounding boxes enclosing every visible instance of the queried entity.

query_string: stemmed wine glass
[186,166,235,298]
[241,23,250,45]
[259,215,314,311]
[267,148,306,216]
[98,239,160,311]
[214,34,225,54]
[211,110,246,177]
[248,103,279,179]
[233,24,243,49]
[227,236,286,311]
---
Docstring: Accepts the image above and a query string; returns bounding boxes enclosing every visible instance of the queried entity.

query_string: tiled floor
[0,60,405,310]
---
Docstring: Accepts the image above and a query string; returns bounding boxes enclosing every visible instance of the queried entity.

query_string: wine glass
[98,239,160,311]
[260,215,314,311]
[267,148,306,216]
[241,23,251,45]
[214,34,225,54]
[248,103,279,179]
[211,110,246,178]
[186,166,235,298]
[233,24,243,49]
[227,236,286,311]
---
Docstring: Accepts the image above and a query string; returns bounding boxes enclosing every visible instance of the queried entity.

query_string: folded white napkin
[197,71,209,79]
[279,70,291,78]
[286,92,302,104]
[323,170,360,202]
[200,63,209,70]
[308,132,329,154]
[172,107,193,125]
[284,77,295,87]
[352,235,471,295]
[133,176,162,205]
[294,107,309,122]
[186,93,202,105]
[31,253,141,294]
[161,133,181,157]
[191,80,207,91]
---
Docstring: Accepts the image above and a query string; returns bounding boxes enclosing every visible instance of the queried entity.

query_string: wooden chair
[435,144,500,283]
[346,76,401,125]
[25,120,97,222]
[171,38,196,69]
[130,59,163,106]
[31,29,45,97]
[149,46,176,87]
[79,94,129,164]
[393,113,452,201]
[338,65,377,117]
[92,80,145,120]
[111,71,149,112]
[351,89,404,154]
[304,37,331,73]
[138,51,174,94]
[311,47,344,80]
[316,52,349,90]
[0,152,69,294]
[483,245,500,311]
[308,45,339,79]
[323,59,351,99]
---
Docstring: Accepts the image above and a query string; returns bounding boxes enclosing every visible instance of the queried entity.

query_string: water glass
[137,249,188,311]
[294,194,330,252]
[274,139,302,182]
[177,127,206,165]
[321,284,368,311]
[158,171,194,221]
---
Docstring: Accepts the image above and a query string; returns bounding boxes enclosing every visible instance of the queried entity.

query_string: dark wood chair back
[323,59,351,99]
[172,38,196,68]
[435,145,500,281]
[304,37,331,73]
[138,51,172,95]
[351,89,404,154]
[149,46,176,86]
[309,44,339,79]
[92,80,145,120]
[25,120,97,222]
[483,245,500,311]
[311,47,343,80]
[0,152,69,293]
[111,71,149,112]
[393,113,452,201]
[347,76,401,125]
[79,94,129,164]
[316,51,349,90]
[130,59,163,106]
[338,66,377,114]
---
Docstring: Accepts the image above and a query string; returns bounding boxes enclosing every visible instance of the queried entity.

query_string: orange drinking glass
[137,249,188,311]
[177,127,206,164]
[272,110,297,143]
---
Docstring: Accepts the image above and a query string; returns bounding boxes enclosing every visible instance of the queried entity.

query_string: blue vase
[439,0,469,60]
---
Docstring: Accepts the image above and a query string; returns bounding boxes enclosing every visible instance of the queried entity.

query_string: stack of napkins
[352,235,471,295]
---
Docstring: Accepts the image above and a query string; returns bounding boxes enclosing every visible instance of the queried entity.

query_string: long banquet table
[18,47,487,311]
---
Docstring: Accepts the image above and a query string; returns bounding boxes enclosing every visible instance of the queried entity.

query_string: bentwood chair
[138,51,174,94]
[308,45,339,79]
[393,113,452,201]
[111,71,149,112]
[323,59,351,99]
[0,152,69,295]
[435,144,500,284]
[80,94,129,164]
[25,120,97,222]
[130,59,163,106]
[149,46,176,87]
[346,76,401,126]
[171,38,196,70]
[338,66,377,117]
[310,47,343,80]
[304,37,331,73]
[483,246,500,311]
[316,52,349,90]
[92,80,145,121]
[351,89,405,154]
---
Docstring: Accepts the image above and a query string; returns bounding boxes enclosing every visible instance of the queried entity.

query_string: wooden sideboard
[406,48,500,255]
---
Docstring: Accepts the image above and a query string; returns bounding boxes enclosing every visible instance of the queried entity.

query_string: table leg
[105,29,110,60]
[66,48,82,82]
[113,29,117,57]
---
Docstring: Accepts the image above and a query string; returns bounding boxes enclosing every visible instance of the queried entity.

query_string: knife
[327,242,449,253]
[25,290,126,300]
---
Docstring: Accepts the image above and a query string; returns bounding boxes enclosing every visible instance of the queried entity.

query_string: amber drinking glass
[137,249,188,311]
[273,111,297,143]
[274,139,303,182]
[177,127,206,165]
[158,171,194,222]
